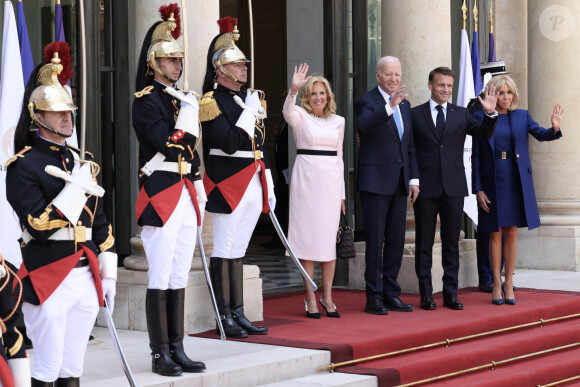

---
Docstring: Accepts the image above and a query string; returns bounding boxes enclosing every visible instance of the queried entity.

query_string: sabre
[78,0,87,159]
[269,211,318,291]
[103,299,137,387]
[197,227,226,340]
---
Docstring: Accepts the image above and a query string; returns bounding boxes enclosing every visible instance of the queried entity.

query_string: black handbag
[336,213,356,259]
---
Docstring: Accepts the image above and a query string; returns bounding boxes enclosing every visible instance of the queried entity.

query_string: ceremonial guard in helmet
[133,4,206,376]
[5,42,117,386]
[0,253,30,386]
[200,17,274,339]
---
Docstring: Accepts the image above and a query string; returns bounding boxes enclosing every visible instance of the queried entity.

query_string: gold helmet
[147,4,184,82]
[212,17,249,83]
[28,53,76,115]
[28,45,77,137]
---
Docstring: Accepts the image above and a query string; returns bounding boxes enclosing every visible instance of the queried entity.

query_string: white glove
[51,162,93,224]
[245,90,261,111]
[101,278,116,314]
[265,169,276,212]
[194,179,207,203]
[175,92,200,137]
[234,90,263,138]
[8,358,31,387]
[194,179,207,226]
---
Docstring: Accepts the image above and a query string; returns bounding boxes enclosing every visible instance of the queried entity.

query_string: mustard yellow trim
[28,206,69,231]
[166,142,185,150]
[4,146,31,168]
[8,328,23,357]
[261,99,268,118]
[135,85,154,98]
[99,224,115,252]
[199,91,221,122]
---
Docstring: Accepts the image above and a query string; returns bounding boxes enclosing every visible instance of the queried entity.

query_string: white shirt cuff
[409,179,419,187]
[385,103,394,116]
[485,110,498,118]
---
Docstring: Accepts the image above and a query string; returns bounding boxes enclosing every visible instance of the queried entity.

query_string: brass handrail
[319,312,580,372]
[397,342,580,387]
[538,374,580,387]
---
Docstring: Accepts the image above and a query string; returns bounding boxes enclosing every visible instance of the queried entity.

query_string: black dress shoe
[364,299,388,315]
[478,282,493,293]
[420,297,436,310]
[443,295,464,310]
[384,296,414,312]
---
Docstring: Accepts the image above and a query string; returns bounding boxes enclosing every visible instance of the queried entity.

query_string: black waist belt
[494,151,517,160]
[296,149,337,156]
[74,259,89,268]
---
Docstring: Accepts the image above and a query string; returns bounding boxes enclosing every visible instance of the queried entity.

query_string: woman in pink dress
[283,63,346,318]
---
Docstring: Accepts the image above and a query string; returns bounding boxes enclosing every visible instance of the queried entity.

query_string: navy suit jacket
[472,109,562,231]
[411,101,497,199]
[356,86,418,196]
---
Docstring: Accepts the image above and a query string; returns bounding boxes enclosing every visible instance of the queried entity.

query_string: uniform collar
[36,136,68,156]
[216,83,242,96]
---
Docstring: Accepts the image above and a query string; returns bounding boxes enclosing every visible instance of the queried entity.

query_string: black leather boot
[210,258,247,338]
[55,377,79,387]
[146,289,182,376]
[230,258,268,335]
[31,378,54,387]
[167,288,206,372]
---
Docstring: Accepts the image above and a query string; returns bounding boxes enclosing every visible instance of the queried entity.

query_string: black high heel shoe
[319,296,341,318]
[304,299,321,319]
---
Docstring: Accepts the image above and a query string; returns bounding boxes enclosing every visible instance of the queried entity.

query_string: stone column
[517,1,580,271]
[381,0,452,107]
[494,1,528,106]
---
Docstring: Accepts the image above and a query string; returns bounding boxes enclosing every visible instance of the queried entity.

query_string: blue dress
[492,115,527,228]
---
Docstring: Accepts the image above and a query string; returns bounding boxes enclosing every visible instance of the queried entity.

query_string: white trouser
[142,186,198,289]
[211,169,263,259]
[23,266,99,381]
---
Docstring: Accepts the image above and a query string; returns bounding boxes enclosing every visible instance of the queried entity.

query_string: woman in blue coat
[472,75,563,305]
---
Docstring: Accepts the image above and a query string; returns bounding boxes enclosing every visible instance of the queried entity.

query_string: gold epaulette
[199,91,222,122]
[261,99,268,119]
[4,146,32,168]
[134,85,154,98]
[67,145,94,159]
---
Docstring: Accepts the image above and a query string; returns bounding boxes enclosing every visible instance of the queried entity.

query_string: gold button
[67,171,72,175]
[66,158,70,162]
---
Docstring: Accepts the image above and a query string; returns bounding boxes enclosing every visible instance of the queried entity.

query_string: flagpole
[181,0,189,91]
[78,0,87,159]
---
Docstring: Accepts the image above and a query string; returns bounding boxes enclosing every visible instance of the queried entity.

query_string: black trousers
[413,193,463,298]
[360,174,407,300]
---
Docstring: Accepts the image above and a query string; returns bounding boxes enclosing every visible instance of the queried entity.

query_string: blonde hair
[487,75,519,111]
[299,76,337,117]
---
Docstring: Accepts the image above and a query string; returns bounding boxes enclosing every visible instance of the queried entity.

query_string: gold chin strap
[27,103,74,139]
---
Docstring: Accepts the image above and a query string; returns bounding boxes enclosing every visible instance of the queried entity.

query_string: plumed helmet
[213,17,249,69]
[146,3,184,81]
[28,42,77,119]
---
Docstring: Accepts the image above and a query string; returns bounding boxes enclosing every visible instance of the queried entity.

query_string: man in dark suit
[411,66,497,310]
[356,56,420,315]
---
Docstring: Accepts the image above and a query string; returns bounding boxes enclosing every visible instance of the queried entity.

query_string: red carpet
[193,288,580,386]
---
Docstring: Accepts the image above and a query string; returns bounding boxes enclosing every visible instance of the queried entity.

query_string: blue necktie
[390,97,404,139]
[435,105,445,137]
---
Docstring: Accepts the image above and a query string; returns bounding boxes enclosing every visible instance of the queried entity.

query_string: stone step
[259,372,377,387]
[78,327,330,387]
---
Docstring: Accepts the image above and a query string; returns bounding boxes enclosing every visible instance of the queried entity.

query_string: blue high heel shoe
[502,285,516,305]
[492,284,504,305]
